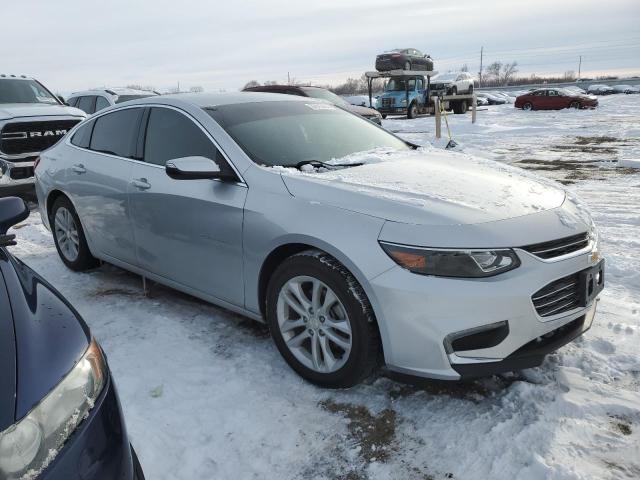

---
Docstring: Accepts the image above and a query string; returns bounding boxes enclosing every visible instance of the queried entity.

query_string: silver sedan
[35,93,604,387]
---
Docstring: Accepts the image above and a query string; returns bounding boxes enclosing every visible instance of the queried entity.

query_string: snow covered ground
[9,94,640,480]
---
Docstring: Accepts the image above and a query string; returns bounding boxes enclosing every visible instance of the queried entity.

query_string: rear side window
[90,108,143,158]
[95,96,110,111]
[70,120,95,149]
[143,107,222,167]
[77,96,96,114]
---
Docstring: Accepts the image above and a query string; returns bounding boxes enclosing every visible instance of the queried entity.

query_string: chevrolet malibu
[35,93,604,387]
[0,197,144,479]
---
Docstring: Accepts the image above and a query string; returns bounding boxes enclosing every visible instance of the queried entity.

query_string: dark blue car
[0,197,144,480]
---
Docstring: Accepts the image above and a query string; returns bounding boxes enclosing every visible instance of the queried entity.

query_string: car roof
[120,91,324,109]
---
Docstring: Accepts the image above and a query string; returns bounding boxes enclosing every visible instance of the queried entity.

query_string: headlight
[380,242,520,278]
[0,339,106,479]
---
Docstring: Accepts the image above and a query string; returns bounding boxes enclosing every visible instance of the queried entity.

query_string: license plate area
[579,260,605,307]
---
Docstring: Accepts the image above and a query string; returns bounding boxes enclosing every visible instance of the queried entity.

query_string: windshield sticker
[305,103,336,111]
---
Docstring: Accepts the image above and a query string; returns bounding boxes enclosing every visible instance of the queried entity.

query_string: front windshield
[206,101,409,167]
[0,79,59,104]
[385,78,416,91]
[301,88,350,107]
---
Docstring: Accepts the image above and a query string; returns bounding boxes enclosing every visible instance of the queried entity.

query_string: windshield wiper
[295,160,364,171]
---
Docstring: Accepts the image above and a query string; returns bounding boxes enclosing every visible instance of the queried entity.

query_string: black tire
[131,446,145,480]
[451,86,457,96]
[570,101,581,109]
[523,102,534,111]
[404,61,411,71]
[407,102,418,119]
[453,100,468,114]
[266,250,381,388]
[381,114,387,119]
[50,196,98,271]
[468,84,474,94]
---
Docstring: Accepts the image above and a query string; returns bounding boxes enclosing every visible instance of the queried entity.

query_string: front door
[128,106,247,306]
[65,107,143,266]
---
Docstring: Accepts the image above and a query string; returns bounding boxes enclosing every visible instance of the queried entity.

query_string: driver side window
[143,107,229,171]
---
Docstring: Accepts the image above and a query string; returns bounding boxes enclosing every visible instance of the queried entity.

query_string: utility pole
[287,72,290,85]
[479,46,484,87]
[578,55,582,80]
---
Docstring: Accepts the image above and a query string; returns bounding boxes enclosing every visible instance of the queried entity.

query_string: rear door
[128,106,247,306]
[65,107,143,266]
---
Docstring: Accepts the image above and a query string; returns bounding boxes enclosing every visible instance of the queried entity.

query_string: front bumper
[369,248,603,380]
[41,375,138,480]
[0,156,36,190]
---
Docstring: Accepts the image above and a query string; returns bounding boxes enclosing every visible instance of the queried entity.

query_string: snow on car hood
[0,103,85,121]
[279,148,567,226]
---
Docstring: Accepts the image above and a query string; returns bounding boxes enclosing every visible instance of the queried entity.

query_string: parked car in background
[343,95,377,109]
[489,91,513,103]
[476,96,489,106]
[587,84,615,95]
[375,48,434,72]
[242,85,382,124]
[515,88,598,110]
[36,92,603,387]
[612,84,639,94]
[430,72,474,95]
[67,88,158,115]
[475,92,506,105]
[0,75,85,195]
[0,197,144,480]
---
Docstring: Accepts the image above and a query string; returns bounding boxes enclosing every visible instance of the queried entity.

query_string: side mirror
[165,156,233,181]
[57,95,68,105]
[0,197,29,237]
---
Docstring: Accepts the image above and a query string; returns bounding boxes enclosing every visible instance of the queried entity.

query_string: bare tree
[500,61,518,85]
[484,61,502,80]
[242,80,261,89]
[126,84,156,92]
[189,86,204,93]
[264,80,278,85]
[563,70,576,81]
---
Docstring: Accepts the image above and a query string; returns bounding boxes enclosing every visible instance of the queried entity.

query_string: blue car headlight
[380,242,520,278]
[0,339,106,479]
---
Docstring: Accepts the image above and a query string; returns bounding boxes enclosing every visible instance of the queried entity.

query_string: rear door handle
[72,164,86,174]
[132,178,151,190]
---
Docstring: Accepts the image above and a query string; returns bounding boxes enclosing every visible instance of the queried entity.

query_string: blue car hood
[0,251,90,424]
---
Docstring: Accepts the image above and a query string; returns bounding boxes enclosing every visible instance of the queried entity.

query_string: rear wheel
[50,196,98,271]
[468,84,474,94]
[266,250,380,388]
[570,101,581,109]
[453,100,468,114]
[404,61,411,70]
[523,102,534,111]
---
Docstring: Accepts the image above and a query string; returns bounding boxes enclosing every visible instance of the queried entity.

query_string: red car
[515,88,598,111]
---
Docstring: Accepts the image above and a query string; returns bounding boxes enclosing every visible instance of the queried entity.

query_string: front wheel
[468,84,474,94]
[407,102,418,119]
[50,196,98,271]
[266,251,380,388]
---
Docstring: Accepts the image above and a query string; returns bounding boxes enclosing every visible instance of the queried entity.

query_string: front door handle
[72,164,86,174]
[132,178,151,190]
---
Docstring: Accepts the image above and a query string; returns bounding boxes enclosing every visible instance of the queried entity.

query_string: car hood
[0,103,86,121]
[347,104,380,117]
[279,149,567,226]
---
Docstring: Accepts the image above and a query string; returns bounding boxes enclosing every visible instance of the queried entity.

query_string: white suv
[431,72,475,96]
[67,88,158,115]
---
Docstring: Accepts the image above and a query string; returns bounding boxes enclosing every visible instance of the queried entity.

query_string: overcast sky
[3,0,639,93]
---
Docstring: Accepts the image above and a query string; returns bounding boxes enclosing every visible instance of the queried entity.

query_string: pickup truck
[0,75,85,194]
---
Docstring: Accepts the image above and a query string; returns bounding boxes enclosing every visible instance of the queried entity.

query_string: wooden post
[434,97,441,139]
[471,94,476,124]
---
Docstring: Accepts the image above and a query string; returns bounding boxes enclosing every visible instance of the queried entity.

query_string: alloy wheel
[54,207,80,262]
[276,275,353,373]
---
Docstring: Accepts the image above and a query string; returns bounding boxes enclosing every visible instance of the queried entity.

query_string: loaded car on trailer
[0,75,86,195]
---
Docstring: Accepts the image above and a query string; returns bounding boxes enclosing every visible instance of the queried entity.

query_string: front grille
[521,232,589,259]
[532,272,581,317]
[381,97,395,107]
[1,119,80,155]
